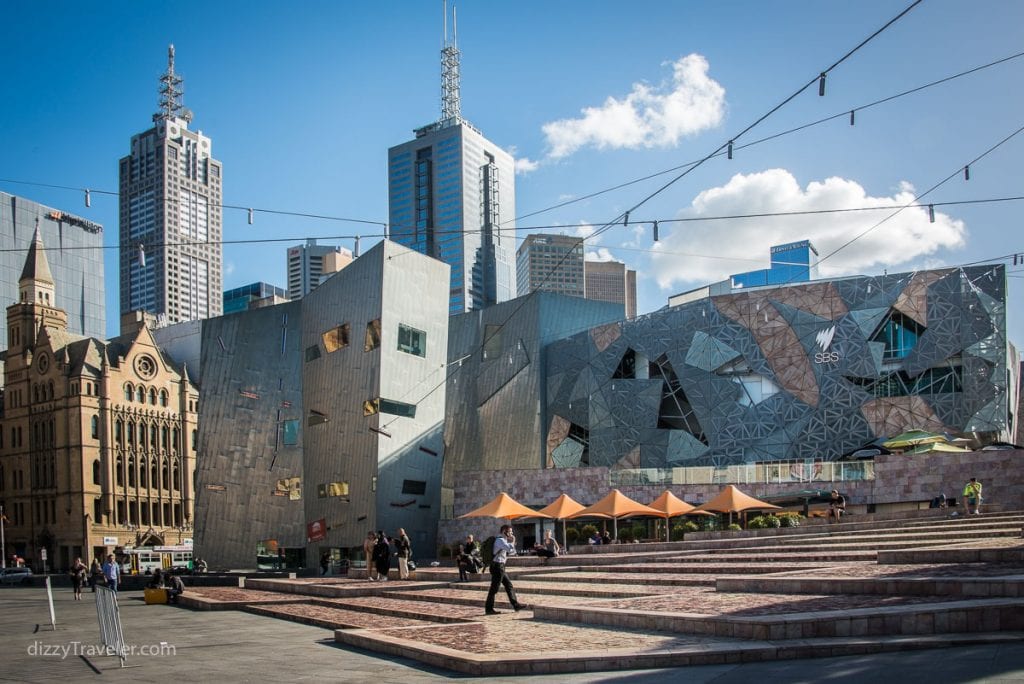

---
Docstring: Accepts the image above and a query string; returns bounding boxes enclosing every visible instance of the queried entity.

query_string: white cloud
[649,168,967,291]
[574,222,596,240]
[586,247,616,262]
[515,157,540,174]
[541,54,725,159]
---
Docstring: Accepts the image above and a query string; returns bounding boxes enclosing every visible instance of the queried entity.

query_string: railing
[608,460,875,487]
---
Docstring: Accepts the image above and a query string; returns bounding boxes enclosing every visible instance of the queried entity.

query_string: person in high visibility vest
[963,477,983,515]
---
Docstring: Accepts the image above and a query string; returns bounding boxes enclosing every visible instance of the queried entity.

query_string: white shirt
[492,536,517,564]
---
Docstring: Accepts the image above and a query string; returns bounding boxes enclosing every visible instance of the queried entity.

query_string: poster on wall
[307,518,327,542]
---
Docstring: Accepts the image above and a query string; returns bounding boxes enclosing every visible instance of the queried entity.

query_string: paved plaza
[2,580,1024,683]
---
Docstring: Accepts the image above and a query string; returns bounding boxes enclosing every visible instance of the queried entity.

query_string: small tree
[565,527,579,545]
[727,523,743,531]
[778,512,802,528]
[581,524,598,540]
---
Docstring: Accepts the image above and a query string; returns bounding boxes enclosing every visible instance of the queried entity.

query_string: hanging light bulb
[652,221,659,242]
[928,205,935,223]
[964,165,970,181]
[849,110,855,126]
[84,189,91,208]
[727,141,733,160]
[623,211,630,227]
[247,208,254,225]
[818,72,827,97]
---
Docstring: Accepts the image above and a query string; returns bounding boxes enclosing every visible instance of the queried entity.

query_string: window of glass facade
[322,323,350,353]
[872,311,924,360]
[364,319,381,351]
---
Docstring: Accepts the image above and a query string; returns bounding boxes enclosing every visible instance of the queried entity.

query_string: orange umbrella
[457,492,551,521]
[568,489,661,540]
[537,493,586,548]
[693,484,781,526]
[647,490,713,541]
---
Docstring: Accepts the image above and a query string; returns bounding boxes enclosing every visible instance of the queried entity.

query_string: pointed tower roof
[20,219,54,286]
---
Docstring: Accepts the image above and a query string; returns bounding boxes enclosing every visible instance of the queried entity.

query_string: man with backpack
[484,524,523,615]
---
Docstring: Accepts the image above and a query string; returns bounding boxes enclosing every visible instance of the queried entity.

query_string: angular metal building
[544,265,1017,468]
[193,240,449,569]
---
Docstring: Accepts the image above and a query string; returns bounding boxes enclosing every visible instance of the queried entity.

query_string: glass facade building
[732,240,819,289]
[223,281,288,314]
[516,234,585,298]
[388,121,515,314]
[0,192,105,343]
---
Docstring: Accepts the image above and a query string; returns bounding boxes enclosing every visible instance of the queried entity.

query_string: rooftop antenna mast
[440,1,461,123]
[154,44,193,123]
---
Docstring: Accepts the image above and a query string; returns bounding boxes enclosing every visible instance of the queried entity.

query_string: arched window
[162,460,170,489]
[92,460,101,485]
[172,428,180,452]
[125,383,133,401]
[161,426,169,451]
[115,456,124,487]
[127,457,136,487]
[48,381,54,399]
[160,390,168,407]
[136,387,145,403]
[151,461,159,491]
[33,385,39,403]
[140,459,148,488]
[115,420,123,446]
[149,388,157,405]
[150,425,158,449]
[172,464,180,491]
[139,423,147,449]
[91,415,99,439]
[127,422,135,446]
[191,429,197,451]
[87,382,93,395]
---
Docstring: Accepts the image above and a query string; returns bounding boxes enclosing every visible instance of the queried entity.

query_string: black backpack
[481,536,497,564]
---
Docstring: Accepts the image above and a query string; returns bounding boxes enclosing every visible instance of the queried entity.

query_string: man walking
[101,554,120,594]
[485,524,523,615]
[395,528,413,580]
[963,477,983,514]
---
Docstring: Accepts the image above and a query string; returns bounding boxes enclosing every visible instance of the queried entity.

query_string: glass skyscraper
[0,192,106,344]
[388,122,515,315]
[118,45,222,332]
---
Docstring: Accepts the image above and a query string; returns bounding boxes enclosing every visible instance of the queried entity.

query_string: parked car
[0,567,34,586]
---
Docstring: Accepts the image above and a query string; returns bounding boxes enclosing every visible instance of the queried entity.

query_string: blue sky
[2,1,1023,346]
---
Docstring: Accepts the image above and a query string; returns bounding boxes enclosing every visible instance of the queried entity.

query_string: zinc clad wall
[193,301,305,570]
[375,241,449,556]
[301,244,386,552]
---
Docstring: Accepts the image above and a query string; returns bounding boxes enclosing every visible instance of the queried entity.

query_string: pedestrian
[372,531,391,582]
[101,554,120,594]
[456,544,472,582]
[362,531,377,580]
[484,524,523,615]
[320,551,330,576]
[828,489,846,523]
[600,530,611,545]
[70,557,87,600]
[394,528,412,580]
[165,573,185,604]
[963,477,983,514]
[89,558,102,592]
[533,529,560,561]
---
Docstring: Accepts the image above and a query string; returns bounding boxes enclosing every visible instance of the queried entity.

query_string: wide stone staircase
[178,510,1024,675]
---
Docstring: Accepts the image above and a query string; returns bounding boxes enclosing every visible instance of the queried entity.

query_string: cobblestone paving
[600,587,982,616]
[187,587,309,603]
[782,562,1024,578]
[252,602,431,629]
[396,587,587,607]
[521,571,718,585]
[318,596,487,619]
[371,618,738,654]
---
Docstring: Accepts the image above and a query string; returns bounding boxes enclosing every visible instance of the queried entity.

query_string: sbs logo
[813,325,840,364]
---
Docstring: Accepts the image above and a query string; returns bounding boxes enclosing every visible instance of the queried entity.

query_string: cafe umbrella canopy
[457,492,552,522]
[568,489,662,540]
[537,493,586,549]
[647,490,714,541]
[692,484,781,526]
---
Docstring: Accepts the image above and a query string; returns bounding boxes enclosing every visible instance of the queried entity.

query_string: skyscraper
[516,234,585,299]
[0,192,106,344]
[585,260,637,320]
[387,6,515,314]
[119,45,223,333]
[286,239,353,300]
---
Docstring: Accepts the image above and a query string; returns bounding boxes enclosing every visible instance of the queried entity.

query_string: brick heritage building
[0,225,197,571]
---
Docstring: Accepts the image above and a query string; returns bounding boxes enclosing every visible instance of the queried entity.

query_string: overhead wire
[379,0,925,426]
